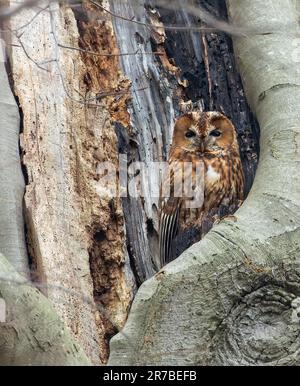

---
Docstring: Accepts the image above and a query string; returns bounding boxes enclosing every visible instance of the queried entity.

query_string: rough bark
[7,1,135,364]
[108,0,300,366]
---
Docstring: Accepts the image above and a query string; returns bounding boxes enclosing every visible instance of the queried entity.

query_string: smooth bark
[0,253,90,365]
[0,42,28,277]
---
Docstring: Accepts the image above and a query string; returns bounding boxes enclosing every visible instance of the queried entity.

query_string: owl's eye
[185,130,196,138]
[210,130,221,137]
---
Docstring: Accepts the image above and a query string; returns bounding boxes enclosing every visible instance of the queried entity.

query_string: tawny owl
[159,111,244,268]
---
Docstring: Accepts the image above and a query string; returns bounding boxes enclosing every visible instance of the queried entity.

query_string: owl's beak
[199,142,205,153]
[195,135,207,154]
[197,137,206,153]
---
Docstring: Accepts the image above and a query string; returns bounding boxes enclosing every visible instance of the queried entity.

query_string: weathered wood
[0,22,90,367]
[8,1,135,364]
[112,0,259,282]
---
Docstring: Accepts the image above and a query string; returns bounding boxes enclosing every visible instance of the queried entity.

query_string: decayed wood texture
[8,1,134,364]
[111,0,259,282]
[109,0,300,366]
[0,44,90,365]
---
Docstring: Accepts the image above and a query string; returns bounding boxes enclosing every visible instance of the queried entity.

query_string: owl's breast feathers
[202,150,244,212]
[159,147,244,266]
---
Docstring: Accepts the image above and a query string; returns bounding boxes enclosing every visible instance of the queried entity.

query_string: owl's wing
[159,197,181,268]
[158,156,186,268]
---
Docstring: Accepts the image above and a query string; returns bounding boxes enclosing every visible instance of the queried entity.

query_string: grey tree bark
[108,0,300,366]
[0,253,90,365]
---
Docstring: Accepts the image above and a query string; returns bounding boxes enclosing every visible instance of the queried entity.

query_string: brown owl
[159,111,244,268]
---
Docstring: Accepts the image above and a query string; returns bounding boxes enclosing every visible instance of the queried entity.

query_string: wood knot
[213,285,300,365]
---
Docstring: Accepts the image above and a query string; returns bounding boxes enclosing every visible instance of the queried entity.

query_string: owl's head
[172,111,239,153]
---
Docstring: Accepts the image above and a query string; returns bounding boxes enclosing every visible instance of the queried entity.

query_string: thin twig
[57,42,163,58]
[0,0,41,21]
[0,0,82,21]
[155,0,297,37]
[90,0,217,33]
[0,4,49,33]
[48,5,148,106]
[14,32,49,72]
[154,0,248,37]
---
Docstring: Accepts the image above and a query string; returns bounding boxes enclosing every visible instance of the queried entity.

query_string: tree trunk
[3,0,135,364]
[1,0,298,366]
[0,253,90,366]
[108,0,300,366]
[0,44,90,365]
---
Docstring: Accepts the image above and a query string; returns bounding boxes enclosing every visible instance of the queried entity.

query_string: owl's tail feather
[159,206,180,268]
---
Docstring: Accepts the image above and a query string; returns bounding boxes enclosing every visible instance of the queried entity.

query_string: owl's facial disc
[205,117,236,151]
[182,126,200,150]
[172,112,237,153]
[203,127,224,150]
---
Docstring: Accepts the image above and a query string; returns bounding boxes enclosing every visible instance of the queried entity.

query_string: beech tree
[0,0,299,366]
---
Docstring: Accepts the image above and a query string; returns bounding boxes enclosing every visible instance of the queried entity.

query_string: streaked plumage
[159,111,244,268]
